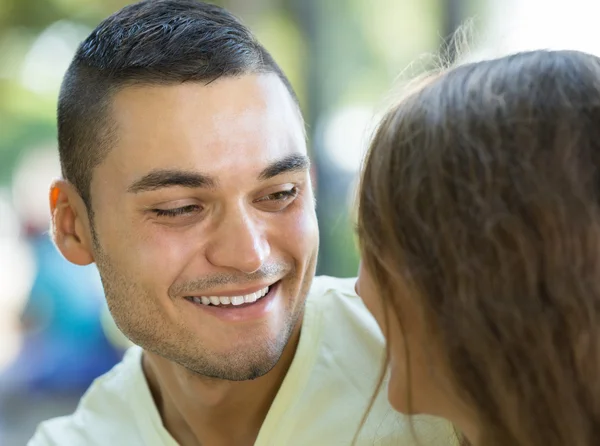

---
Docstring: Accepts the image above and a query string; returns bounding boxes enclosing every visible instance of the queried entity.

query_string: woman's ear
[49,179,95,265]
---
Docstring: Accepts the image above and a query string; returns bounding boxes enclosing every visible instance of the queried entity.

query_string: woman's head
[357,50,600,446]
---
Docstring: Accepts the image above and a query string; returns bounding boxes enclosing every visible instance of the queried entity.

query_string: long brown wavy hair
[357,49,600,445]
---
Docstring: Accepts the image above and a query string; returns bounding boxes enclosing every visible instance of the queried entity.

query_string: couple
[30,1,600,446]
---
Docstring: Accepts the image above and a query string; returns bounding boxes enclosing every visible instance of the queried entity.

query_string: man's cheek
[284,206,319,247]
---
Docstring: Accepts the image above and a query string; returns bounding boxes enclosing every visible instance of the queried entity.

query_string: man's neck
[142,323,302,446]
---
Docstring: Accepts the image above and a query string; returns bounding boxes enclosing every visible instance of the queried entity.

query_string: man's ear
[49,179,95,265]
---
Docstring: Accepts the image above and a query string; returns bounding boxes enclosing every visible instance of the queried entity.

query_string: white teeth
[191,286,270,307]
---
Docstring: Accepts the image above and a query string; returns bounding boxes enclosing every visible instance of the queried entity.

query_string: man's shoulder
[308,275,364,316]
[28,347,155,446]
[308,275,382,341]
[305,275,385,386]
[309,275,357,298]
[28,415,89,446]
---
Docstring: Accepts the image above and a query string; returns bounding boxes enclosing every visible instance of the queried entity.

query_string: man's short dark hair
[58,0,298,208]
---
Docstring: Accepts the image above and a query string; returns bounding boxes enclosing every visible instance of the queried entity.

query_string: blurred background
[2,0,600,443]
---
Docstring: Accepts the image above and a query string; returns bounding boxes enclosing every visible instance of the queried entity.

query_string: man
[29,1,453,445]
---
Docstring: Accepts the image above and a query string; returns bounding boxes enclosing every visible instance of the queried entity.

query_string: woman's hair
[358,49,600,446]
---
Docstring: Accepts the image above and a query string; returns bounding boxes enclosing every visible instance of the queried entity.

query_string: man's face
[88,74,319,380]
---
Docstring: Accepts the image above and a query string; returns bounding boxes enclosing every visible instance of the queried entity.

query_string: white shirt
[29,276,456,445]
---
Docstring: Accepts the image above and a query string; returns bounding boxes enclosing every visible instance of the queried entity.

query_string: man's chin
[178,348,283,381]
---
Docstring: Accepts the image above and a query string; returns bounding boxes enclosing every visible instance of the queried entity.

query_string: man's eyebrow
[127,170,218,193]
[258,154,311,181]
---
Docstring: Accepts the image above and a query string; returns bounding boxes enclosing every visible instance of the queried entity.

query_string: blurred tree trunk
[442,0,467,63]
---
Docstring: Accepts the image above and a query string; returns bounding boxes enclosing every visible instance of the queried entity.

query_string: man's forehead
[93,74,306,191]
[107,74,303,153]
[105,74,302,154]
[110,73,302,128]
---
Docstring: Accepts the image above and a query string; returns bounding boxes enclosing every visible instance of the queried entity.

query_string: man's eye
[152,204,201,218]
[260,187,299,202]
[254,187,300,212]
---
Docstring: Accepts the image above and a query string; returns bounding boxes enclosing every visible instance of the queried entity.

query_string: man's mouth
[185,285,272,308]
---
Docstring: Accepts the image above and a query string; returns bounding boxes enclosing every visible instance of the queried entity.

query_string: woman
[356,49,600,446]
